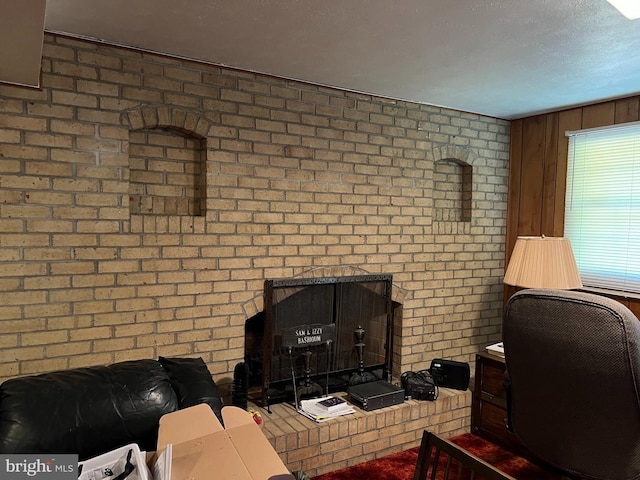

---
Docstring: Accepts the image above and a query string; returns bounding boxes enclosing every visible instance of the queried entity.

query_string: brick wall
[0,34,510,392]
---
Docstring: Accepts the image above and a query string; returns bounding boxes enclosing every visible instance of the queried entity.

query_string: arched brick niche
[122,106,212,218]
[432,145,474,224]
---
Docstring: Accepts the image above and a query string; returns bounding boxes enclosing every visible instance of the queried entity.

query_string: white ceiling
[7,1,640,119]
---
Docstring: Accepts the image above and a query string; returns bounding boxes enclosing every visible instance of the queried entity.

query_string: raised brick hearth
[256,387,471,477]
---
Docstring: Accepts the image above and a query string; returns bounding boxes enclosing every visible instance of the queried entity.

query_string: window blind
[565,122,640,294]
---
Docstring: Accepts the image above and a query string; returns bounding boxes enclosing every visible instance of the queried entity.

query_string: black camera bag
[400,370,438,401]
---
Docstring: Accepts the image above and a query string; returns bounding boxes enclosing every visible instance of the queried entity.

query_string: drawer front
[480,357,507,399]
[476,400,519,446]
[479,400,508,433]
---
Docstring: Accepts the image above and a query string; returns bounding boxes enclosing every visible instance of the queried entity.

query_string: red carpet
[312,433,561,480]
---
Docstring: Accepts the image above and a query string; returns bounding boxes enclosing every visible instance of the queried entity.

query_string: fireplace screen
[244,274,393,406]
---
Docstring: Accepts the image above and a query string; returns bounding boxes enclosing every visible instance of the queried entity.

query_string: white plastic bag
[78,444,150,480]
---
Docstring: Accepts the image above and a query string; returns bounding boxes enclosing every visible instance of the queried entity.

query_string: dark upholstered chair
[413,430,515,480]
[503,289,640,480]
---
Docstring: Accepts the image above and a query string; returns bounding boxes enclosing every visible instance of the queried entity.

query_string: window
[565,122,640,294]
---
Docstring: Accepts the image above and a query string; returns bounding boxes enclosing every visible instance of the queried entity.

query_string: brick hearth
[255,387,471,477]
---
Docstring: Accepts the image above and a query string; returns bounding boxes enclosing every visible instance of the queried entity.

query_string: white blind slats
[565,122,640,294]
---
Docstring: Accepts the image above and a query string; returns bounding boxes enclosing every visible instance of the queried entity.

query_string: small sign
[0,454,78,480]
[281,323,335,348]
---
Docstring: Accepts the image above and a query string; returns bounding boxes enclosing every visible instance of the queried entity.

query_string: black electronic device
[429,359,470,391]
[347,380,404,411]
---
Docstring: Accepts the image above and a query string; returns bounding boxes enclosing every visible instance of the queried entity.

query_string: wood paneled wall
[506,94,640,316]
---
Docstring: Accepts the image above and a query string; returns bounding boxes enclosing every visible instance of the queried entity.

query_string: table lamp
[504,236,582,289]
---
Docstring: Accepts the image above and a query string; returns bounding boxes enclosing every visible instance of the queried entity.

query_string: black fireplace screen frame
[249,274,393,406]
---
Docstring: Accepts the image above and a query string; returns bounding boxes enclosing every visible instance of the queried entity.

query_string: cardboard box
[156,404,294,480]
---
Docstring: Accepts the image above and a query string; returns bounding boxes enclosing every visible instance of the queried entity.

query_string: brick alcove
[121,105,213,232]
[432,145,474,223]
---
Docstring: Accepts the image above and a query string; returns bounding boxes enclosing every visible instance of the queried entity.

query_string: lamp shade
[504,236,583,289]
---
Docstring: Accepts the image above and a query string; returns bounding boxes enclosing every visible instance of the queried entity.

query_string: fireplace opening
[244,274,396,407]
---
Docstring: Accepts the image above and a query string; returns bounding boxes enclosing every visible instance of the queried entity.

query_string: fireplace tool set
[280,324,383,411]
[348,325,378,386]
[281,323,335,411]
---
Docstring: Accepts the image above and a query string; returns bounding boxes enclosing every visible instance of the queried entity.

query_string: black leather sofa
[0,356,224,460]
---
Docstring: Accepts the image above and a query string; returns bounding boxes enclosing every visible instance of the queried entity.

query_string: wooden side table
[471,351,522,451]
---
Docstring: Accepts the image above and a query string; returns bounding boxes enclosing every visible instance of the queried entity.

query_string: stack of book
[298,396,356,423]
[486,342,504,357]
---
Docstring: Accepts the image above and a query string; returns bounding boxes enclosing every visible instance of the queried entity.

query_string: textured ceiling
[7,1,640,119]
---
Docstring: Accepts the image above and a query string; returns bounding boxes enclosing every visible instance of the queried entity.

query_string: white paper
[486,342,505,356]
[151,444,172,480]
[298,396,355,422]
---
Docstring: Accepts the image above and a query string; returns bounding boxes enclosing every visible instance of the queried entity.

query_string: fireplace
[244,274,395,407]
